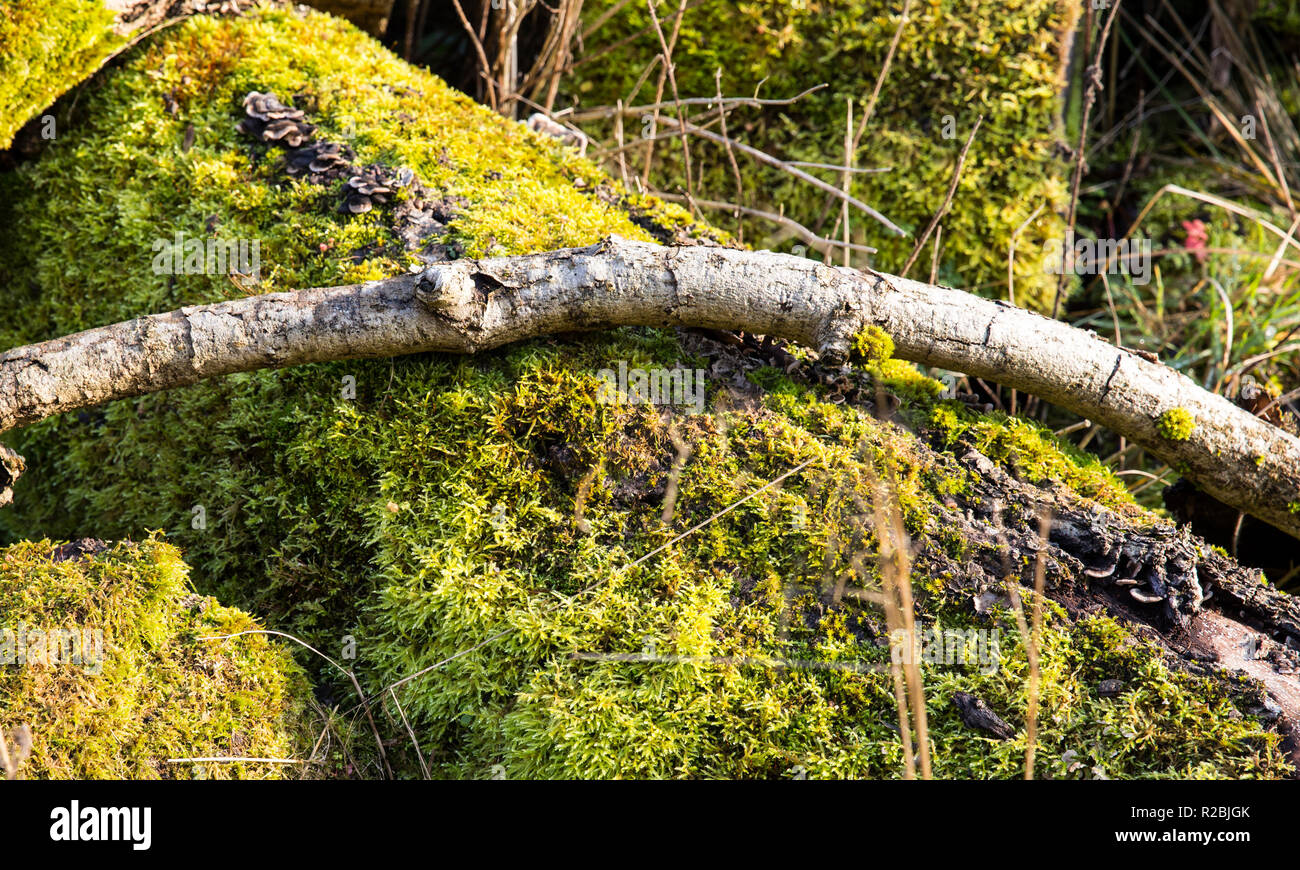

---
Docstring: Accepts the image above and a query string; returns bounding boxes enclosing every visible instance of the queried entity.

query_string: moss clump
[0,8,1285,779]
[852,325,895,364]
[566,0,1073,309]
[0,537,315,779]
[0,6,710,346]
[1156,408,1196,441]
[927,402,1135,512]
[0,0,121,149]
[850,327,949,403]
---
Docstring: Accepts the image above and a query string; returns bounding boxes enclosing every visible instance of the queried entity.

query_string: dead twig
[901,115,982,276]
[659,115,906,236]
[1053,0,1123,320]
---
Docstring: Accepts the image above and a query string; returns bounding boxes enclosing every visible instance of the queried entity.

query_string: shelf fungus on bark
[286,141,355,181]
[340,169,395,214]
[236,91,315,147]
[233,91,450,255]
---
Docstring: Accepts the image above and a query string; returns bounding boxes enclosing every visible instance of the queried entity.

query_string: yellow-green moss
[928,401,1136,512]
[567,0,1073,308]
[0,6,714,345]
[852,324,895,364]
[0,0,121,149]
[1156,408,1196,442]
[0,537,314,779]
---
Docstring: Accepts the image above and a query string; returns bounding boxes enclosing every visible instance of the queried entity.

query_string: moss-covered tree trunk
[2,3,1298,780]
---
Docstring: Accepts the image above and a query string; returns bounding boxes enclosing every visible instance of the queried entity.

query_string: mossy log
[0,0,391,151]
[3,238,1299,544]
[2,4,1298,779]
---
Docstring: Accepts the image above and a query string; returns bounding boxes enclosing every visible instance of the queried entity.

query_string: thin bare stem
[660,115,906,235]
[201,629,393,779]
[654,192,877,255]
[646,0,696,214]
[902,115,983,276]
[451,0,498,110]
[1053,0,1123,320]
[715,68,745,240]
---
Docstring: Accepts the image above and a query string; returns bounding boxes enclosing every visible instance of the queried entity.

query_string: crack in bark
[1099,354,1122,403]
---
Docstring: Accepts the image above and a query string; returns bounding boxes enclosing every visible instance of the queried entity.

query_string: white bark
[2,237,1298,540]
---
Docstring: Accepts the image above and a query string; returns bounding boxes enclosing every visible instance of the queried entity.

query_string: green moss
[927,401,1135,511]
[567,0,1073,309]
[0,537,315,779]
[852,324,895,364]
[0,6,712,346]
[0,8,1283,780]
[1254,0,1300,35]
[1156,408,1196,442]
[873,358,946,402]
[0,0,121,149]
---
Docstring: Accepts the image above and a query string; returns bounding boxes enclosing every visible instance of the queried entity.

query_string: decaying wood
[1,237,1298,544]
[923,441,1300,750]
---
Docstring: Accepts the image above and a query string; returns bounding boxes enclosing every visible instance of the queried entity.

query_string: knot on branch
[416,261,484,326]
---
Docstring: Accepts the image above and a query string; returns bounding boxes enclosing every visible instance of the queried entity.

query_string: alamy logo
[596,361,706,413]
[1041,231,1151,285]
[890,627,1002,675]
[50,801,151,850]
[1,625,104,674]
[151,232,260,280]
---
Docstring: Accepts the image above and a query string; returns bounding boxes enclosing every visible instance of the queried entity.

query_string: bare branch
[2,238,1298,541]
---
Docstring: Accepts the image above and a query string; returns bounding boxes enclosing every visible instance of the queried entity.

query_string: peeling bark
[1,237,1298,543]
[921,443,1300,759]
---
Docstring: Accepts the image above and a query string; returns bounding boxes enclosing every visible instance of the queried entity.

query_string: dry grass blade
[450,0,498,110]
[1136,15,1280,190]
[638,0,689,188]
[565,0,711,76]
[1007,201,1046,308]
[715,68,745,238]
[654,192,877,255]
[1127,184,1300,257]
[200,629,394,780]
[566,84,828,122]
[520,0,587,111]
[387,687,431,780]
[901,115,982,276]
[813,0,913,230]
[864,397,931,779]
[646,0,696,213]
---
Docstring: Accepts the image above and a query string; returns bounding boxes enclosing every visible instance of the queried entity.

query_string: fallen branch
[1,237,1298,540]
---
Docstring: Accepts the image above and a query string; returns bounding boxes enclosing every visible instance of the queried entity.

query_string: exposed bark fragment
[0,444,23,509]
[913,439,1300,741]
[952,692,1015,740]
